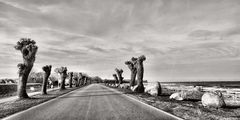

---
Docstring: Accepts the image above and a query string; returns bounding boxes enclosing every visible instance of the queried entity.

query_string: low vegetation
[111,86,240,120]
[0,83,42,98]
[0,84,17,97]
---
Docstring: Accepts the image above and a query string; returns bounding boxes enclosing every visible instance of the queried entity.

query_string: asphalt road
[4,84,182,120]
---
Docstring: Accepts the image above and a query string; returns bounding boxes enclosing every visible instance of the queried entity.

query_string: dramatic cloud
[0,0,240,81]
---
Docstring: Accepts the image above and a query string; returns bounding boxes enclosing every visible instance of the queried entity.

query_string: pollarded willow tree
[72,72,79,87]
[80,74,85,86]
[77,72,83,87]
[113,74,119,84]
[134,55,146,93]
[14,38,38,99]
[125,57,138,87]
[84,75,88,85]
[68,72,73,88]
[42,65,52,95]
[115,68,124,84]
[54,67,68,90]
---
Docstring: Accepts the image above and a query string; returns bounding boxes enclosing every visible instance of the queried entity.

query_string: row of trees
[14,38,144,99]
[14,38,99,99]
[111,55,146,93]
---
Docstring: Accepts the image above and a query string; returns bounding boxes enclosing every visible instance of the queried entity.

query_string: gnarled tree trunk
[115,68,123,84]
[15,38,38,99]
[74,77,79,87]
[125,57,137,87]
[134,55,146,93]
[78,73,83,87]
[72,72,78,87]
[17,64,32,99]
[55,67,68,90]
[60,71,67,90]
[113,74,118,85]
[42,65,52,95]
[80,76,85,86]
[84,77,87,85]
[68,72,73,88]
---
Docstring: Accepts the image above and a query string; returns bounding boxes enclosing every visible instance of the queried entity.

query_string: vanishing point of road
[3,84,182,120]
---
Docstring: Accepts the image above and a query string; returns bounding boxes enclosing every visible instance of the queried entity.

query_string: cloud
[0,0,240,80]
[188,30,220,40]
[223,26,240,37]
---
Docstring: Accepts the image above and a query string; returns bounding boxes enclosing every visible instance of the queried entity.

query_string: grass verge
[0,85,58,98]
[110,86,240,120]
[0,86,81,119]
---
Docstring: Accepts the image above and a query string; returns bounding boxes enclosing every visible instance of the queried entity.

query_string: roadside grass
[0,87,81,119]
[0,84,58,98]
[109,86,240,120]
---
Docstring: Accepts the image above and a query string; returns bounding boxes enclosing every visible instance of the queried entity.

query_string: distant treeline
[104,79,148,84]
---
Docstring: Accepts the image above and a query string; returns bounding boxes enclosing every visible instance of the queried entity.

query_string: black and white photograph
[0,0,240,120]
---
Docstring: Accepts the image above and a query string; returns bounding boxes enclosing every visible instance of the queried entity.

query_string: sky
[0,0,240,82]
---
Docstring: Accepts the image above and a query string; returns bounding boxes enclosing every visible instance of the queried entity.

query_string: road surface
[4,84,182,120]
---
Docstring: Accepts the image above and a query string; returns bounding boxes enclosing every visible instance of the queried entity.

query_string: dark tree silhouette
[55,67,67,90]
[134,55,146,93]
[41,65,52,95]
[125,57,137,86]
[72,72,79,87]
[115,68,123,84]
[80,75,85,86]
[68,72,73,88]
[84,76,87,85]
[14,38,38,99]
[113,74,119,84]
[78,72,83,87]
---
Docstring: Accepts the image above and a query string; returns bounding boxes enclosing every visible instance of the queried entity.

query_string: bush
[0,84,17,95]
[0,83,42,97]
[28,71,44,83]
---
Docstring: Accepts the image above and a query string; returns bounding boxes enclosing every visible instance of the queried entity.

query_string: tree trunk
[135,55,146,93]
[15,38,38,99]
[78,78,81,86]
[41,65,51,95]
[60,74,66,90]
[115,68,123,84]
[125,59,137,87]
[18,76,29,99]
[77,79,80,86]
[113,74,119,85]
[84,77,87,85]
[69,78,73,88]
[17,63,32,99]
[69,73,73,88]
[81,78,84,85]
[42,73,49,95]
[54,67,67,91]
[135,65,144,93]
[130,71,137,86]
[18,70,30,99]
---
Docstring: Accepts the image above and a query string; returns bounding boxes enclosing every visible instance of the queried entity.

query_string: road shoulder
[0,86,87,119]
[101,85,183,120]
